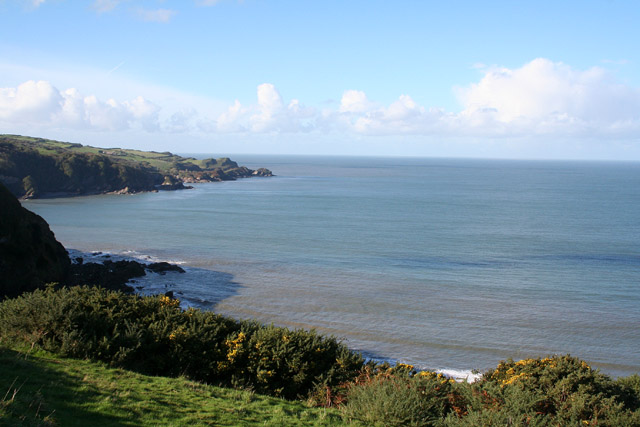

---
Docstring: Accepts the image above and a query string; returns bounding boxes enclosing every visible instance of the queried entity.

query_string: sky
[1,0,640,159]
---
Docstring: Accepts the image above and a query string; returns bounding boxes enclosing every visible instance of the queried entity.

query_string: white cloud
[0,80,160,132]
[339,89,374,113]
[217,100,246,132]
[165,109,198,133]
[350,95,449,135]
[3,58,640,153]
[0,80,62,122]
[250,83,284,132]
[136,8,176,23]
[124,96,160,131]
[455,58,640,136]
[213,83,315,133]
[92,0,123,13]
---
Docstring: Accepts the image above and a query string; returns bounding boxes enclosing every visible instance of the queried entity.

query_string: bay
[24,156,640,378]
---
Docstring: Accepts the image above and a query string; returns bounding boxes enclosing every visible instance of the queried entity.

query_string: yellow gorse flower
[225,332,246,362]
[159,295,180,308]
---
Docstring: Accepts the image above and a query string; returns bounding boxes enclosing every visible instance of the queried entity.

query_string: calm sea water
[24,156,640,378]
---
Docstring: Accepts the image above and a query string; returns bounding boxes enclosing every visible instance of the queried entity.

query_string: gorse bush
[342,366,459,426]
[0,286,364,399]
[443,355,640,426]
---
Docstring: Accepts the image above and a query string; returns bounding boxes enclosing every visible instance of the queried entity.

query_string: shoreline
[21,158,640,381]
[61,246,639,381]
[64,248,485,382]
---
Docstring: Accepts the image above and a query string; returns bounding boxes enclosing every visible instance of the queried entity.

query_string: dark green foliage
[616,374,640,411]
[0,286,364,400]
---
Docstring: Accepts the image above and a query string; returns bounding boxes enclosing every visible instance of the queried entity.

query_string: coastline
[21,157,640,380]
[66,247,482,383]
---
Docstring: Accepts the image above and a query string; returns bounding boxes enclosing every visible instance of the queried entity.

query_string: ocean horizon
[24,155,640,379]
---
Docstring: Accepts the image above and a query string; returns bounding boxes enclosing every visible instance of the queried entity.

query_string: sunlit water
[24,156,640,378]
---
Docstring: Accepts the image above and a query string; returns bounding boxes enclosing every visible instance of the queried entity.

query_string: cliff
[0,182,186,300]
[0,135,272,199]
[0,182,70,299]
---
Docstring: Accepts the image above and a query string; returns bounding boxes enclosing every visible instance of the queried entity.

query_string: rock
[252,168,273,177]
[147,262,185,275]
[0,183,70,300]
[68,260,146,292]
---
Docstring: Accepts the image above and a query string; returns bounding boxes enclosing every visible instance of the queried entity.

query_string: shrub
[0,286,364,399]
[616,374,640,411]
[444,356,640,426]
[342,369,457,426]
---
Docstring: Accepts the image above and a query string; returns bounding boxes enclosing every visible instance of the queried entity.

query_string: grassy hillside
[0,135,271,199]
[0,346,346,426]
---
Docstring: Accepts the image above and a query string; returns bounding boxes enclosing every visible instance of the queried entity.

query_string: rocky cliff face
[0,183,71,300]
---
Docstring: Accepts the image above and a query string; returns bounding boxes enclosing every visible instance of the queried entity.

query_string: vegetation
[1,286,639,426]
[0,286,364,400]
[0,346,345,426]
[0,134,271,199]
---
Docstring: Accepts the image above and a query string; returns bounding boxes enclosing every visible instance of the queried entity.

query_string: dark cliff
[0,183,71,300]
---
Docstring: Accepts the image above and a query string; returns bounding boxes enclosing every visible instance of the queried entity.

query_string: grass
[0,346,348,426]
[1,135,227,173]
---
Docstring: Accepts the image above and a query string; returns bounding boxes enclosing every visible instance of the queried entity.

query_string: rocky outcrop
[0,183,186,299]
[252,168,273,177]
[147,262,186,275]
[66,260,145,293]
[0,183,71,300]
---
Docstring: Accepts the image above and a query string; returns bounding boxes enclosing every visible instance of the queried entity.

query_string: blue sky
[1,0,639,159]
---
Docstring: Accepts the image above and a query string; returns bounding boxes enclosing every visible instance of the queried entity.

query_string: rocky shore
[0,182,186,300]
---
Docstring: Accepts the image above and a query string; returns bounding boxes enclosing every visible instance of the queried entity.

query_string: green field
[0,135,234,172]
[0,346,348,426]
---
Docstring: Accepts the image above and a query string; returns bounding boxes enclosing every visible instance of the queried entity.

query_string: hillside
[0,346,345,426]
[0,135,272,199]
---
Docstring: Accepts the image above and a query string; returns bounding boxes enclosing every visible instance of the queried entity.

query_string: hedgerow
[0,286,364,399]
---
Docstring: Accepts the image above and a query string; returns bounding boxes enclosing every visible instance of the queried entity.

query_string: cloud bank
[0,80,159,131]
[2,59,639,142]
[209,58,640,139]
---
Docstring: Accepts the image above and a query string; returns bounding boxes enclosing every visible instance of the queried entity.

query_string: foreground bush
[0,286,364,399]
[342,366,459,426]
[443,356,640,426]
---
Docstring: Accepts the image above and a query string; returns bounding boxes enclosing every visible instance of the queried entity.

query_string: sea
[23,156,640,379]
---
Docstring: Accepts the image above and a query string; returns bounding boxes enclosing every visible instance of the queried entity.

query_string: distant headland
[0,134,272,199]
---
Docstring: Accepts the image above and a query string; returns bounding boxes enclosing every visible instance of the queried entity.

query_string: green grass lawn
[0,346,348,426]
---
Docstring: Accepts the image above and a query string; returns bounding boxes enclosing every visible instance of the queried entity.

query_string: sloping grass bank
[0,346,346,426]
